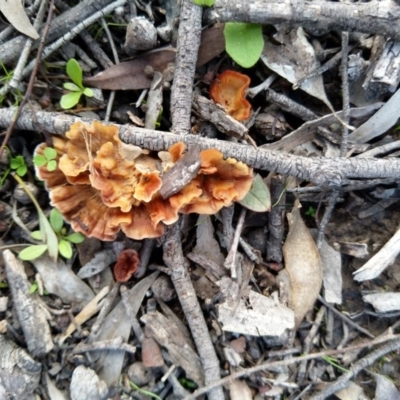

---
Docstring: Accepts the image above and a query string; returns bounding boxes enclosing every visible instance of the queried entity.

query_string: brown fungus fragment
[114,249,140,282]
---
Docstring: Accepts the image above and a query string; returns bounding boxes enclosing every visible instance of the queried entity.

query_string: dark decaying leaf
[84,26,225,91]
[196,24,225,67]
[84,48,177,91]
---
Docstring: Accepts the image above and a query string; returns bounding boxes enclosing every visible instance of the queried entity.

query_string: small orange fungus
[114,249,140,282]
[35,121,253,241]
[210,70,251,121]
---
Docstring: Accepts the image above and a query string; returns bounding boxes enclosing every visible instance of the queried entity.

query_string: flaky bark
[171,0,202,134]
[206,0,400,40]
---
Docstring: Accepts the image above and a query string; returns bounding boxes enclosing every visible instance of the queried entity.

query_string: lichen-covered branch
[1,108,399,187]
[206,0,400,40]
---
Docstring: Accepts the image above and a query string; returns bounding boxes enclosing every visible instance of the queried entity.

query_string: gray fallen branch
[2,250,54,357]
[1,108,400,187]
[206,0,400,40]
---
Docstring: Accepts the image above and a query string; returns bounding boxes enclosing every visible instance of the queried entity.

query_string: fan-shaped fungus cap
[210,70,251,121]
[114,249,140,282]
[34,121,180,241]
[169,148,253,215]
[35,122,253,242]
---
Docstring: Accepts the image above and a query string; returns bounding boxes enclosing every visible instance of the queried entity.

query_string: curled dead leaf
[282,199,322,327]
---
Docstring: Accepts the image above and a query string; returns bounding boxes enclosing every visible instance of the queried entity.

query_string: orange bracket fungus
[114,249,140,282]
[210,70,251,121]
[35,121,253,241]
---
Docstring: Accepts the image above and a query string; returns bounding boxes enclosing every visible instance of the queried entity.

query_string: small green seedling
[60,58,94,109]
[24,208,85,260]
[10,155,28,177]
[322,355,349,373]
[224,23,264,68]
[192,0,215,6]
[305,206,316,217]
[33,147,57,171]
[1,150,28,187]
[129,381,162,400]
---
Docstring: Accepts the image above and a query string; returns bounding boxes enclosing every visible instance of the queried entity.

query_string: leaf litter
[1,1,400,399]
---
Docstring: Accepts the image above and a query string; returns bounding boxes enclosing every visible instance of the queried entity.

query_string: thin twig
[317,295,375,339]
[184,333,400,400]
[163,223,223,400]
[309,336,400,400]
[0,0,55,159]
[100,17,119,122]
[224,208,247,279]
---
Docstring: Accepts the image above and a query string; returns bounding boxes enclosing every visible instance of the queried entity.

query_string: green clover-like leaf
[47,160,57,171]
[238,174,271,212]
[17,165,27,176]
[19,244,48,261]
[224,23,264,68]
[66,232,85,244]
[50,208,64,233]
[58,239,73,259]
[33,154,47,167]
[66,58,83,89]
[10,155,24,169]
[43,147,57,160]
[60,91,82,109]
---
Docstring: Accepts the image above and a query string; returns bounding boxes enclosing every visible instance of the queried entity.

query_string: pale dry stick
[293,44,356,90]
[2,108,400,185]
[100,17,119,122]
[353,224,400,281]
[120,285,144,342]
[221,205,235,249]
[184,333,400,400]
[0,0,118,65]
[163,224,223,400]
[309,336,400,400]
[0,0,55,159]
[356,140,400,158]
[224,208,247,279]
[88,282,121,340]
[21,0,127,79]
[317,295,375,339]
[340,32,351,158]
[266,89,318,121]
[246,73,277,98]
[170,0,202,134]
[166,1,223,397]
[135,238,155,278]
[206,0,400,39]
[53,0,114,69]
[317,32,351,248]
[1,0,48,97]
[297,306,326,382]
[72,337,137,355]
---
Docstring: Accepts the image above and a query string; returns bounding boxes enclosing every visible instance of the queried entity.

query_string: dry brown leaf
[84,26,225,91]
[282,199,322,327]
[84,48,177,90]
[196,24,225,67]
